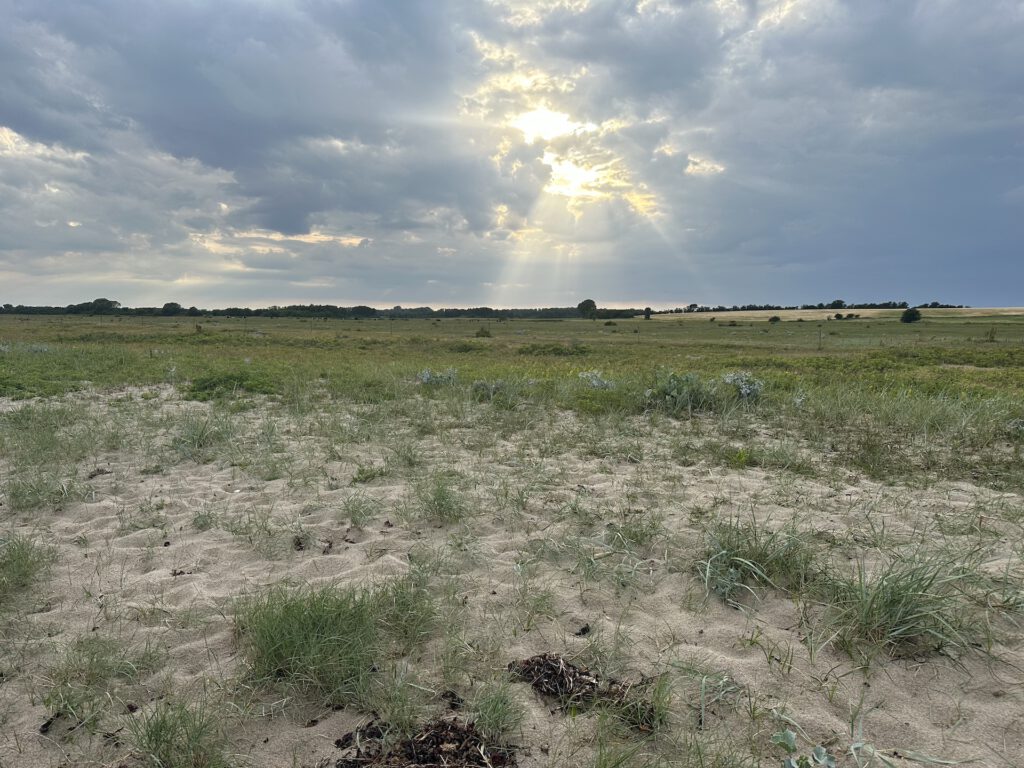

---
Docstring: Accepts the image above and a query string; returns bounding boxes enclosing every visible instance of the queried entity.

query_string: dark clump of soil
[440,689,465,710]
[508,653,662,732]
[334,719,388,751]
[333,717,516,768]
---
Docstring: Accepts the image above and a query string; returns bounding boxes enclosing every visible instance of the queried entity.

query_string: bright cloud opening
[510,108,596,143]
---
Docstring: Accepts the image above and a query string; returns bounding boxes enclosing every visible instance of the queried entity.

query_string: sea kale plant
[721,371,764,402]
[416,368,458,387]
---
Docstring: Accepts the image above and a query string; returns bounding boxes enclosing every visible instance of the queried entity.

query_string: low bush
[184,369,277,400]
[518,342,588,356]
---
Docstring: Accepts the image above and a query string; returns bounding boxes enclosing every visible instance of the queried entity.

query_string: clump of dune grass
[470,680,525,744]
[415,474,468,524]
[233,573,435,709]
[341,492,382,528]
[604,507,668,555]
[819,553,978,659]
[171,410,236,462]
[0,533,56,606]
[44,634,163,729]
[4,472,87,512]
[235,584,379,706]
[697,517,817,603]
[126,696,231,768]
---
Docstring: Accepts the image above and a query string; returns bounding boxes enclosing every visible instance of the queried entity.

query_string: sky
[1,0,1022,309]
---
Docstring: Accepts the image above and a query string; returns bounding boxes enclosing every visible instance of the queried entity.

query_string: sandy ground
[1,386,1021,767]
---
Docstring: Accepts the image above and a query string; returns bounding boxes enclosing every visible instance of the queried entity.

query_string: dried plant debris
[440,689,465,710]
[507,653,663,731]
[333,718,517,768]
[508,653,601,706]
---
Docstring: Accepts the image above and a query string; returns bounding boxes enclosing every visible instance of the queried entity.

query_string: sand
[0,386,1021,767]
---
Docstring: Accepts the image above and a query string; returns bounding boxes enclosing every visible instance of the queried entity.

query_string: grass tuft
[235,583,379,707]
[0,533,56,606]
[44,635,162,729]
[470,680,525,743]
[234,574,435,708]
[4,472,86,511]
[415,474,468,524]
[172,411,235,462]
[698,517,816,602]
[820,553,977,659]
[126,697,231,768]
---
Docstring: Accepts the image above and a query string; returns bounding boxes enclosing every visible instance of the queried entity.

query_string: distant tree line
[0,298,640,320]
[0,297,966,319]
[658,299,965,315]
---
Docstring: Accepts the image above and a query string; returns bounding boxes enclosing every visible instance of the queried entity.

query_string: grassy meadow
[0,309,1022,767]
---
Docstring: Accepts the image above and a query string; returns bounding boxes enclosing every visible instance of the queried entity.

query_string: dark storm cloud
[1,0,1021,307]
[2,0,494,223]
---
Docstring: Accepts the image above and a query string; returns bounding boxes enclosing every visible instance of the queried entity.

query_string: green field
[3,310,1023,488]
[4,309,1024,395]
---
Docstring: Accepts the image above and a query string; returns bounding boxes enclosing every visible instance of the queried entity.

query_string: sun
[510,108,595,143]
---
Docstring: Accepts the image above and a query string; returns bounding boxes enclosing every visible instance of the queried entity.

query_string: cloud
[0,0,1021,307]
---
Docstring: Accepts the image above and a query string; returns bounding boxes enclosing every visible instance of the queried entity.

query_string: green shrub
[470,377,531,410]
[184,369,276,400]
[415,368,458,387]
[518,342,588,356]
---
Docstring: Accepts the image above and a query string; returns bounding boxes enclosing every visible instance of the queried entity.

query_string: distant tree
[186,306,203,317]
[67,298,121,315]
[161,302,183,316]
[643,306,652,320]
[577,298,597,319]
[900,307,922,323]
[768,315,781,323]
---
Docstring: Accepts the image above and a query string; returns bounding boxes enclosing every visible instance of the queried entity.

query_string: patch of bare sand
[0,390,1020,767]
